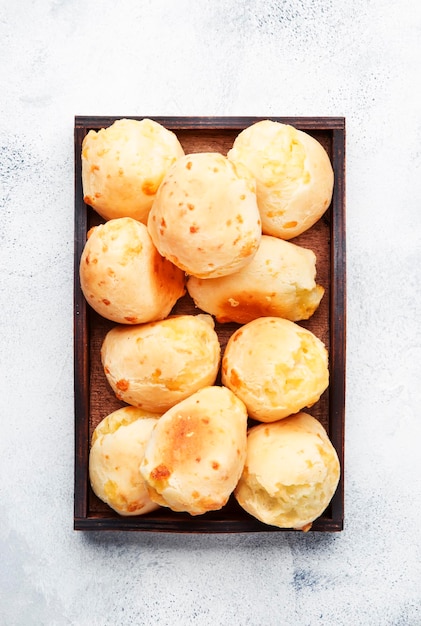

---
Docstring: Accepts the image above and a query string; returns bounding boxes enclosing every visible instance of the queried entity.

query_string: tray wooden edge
[74,516,343,533]
[328,123,346,530]
[74,124,90,522]
[73,116,346,533]
[75,115,346,131]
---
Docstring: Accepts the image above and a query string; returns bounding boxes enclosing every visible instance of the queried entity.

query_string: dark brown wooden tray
[74,116,346,532]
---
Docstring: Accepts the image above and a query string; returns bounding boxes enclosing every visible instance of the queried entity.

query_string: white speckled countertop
[1,1,421,624]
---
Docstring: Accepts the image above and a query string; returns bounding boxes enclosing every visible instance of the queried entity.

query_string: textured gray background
[1,1,420,625]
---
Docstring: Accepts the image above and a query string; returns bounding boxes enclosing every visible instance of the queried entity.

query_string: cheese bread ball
[140,386,248,515]
[82,118,185,223]
[221,317,329,422]
[147,152,262,278]
[187,235,324,323]
[79,217,185,324]
[234,413,340,530]
[227,120,334,239]
[89,406,161,516]
[101,314,221,412]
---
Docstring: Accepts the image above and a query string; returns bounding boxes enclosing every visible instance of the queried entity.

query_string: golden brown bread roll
[221,317,329,422]
[89,406,161,516]
[227,120,334,240]
[79,217,185,324]
[82,118,185,223]
[101,314,221,412]
[187,235,324,323]
[147,152,262,278]
[234,412,340,530]
[140,386,248,515]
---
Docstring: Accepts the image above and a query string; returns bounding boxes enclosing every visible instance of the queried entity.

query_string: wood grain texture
[74,116,346,532]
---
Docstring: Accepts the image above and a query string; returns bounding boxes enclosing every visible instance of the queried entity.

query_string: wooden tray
[74,116,346,532]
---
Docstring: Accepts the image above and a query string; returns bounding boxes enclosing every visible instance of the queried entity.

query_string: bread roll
[79,217,185,324]
[234,413,340,530]
[147,152,262,278]
[82,118,185,223]
[187,235,324,323]
[221,317,328,422]
[227,120,334,240]
[101,314,221,412]
[140,386,248,515]
[89,406,160,516]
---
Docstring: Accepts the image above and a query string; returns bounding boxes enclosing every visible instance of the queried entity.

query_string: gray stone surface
[1,1,420,624]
